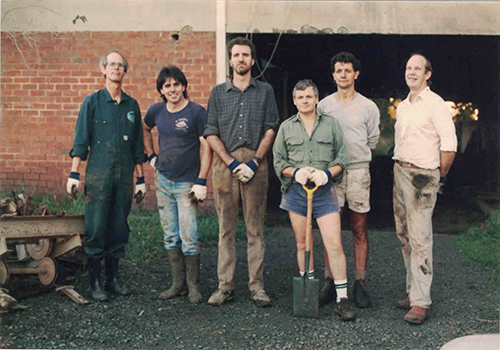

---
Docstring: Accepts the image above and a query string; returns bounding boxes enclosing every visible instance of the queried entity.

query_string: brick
[31,77,48,84]
[30,90,46,97]
[55,84,71,91]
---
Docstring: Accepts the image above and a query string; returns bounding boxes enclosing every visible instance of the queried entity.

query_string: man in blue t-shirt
[143,66,212,304]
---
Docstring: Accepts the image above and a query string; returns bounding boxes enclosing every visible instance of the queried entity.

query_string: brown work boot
[334,298,356,321]
[250,289,271,307]
[404,306,429,325]
[319,277,336,308]
[353,279,372,308]
[207,288,235,306]
[396,295,411,310]
[159,248,187,300]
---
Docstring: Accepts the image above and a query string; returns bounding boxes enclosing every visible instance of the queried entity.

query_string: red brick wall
[0,31,216,207]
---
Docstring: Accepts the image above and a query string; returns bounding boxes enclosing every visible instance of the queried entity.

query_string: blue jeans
[155,172,199,255]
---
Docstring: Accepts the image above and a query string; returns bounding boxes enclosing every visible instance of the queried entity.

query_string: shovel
[293,183,319,318]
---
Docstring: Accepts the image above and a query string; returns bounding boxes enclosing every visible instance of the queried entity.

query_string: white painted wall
[2,0,500,35]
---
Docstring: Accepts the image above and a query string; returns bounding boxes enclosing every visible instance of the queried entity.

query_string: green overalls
[70,88,145,258]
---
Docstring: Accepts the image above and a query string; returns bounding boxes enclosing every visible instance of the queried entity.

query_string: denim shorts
[280,182,340,219]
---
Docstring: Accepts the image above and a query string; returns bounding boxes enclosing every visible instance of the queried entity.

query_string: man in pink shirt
[393,54,457,324]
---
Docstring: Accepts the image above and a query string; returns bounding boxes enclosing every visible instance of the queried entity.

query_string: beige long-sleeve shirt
[393,87,457,169]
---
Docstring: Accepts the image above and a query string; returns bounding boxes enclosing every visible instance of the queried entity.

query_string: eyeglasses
[108,62,124,68]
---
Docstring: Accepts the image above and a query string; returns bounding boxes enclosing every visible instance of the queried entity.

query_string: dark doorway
[230,33,500,216]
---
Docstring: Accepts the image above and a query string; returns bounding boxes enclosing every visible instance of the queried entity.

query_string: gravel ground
[1,226,498,350]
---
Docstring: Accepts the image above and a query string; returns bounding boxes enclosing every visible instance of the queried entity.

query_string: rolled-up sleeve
[69,95,93,161]
[433,101,457,152]
[204,87,220,137]
[328,117,348,183]
[273,125,292,177]
[264,85,279,132]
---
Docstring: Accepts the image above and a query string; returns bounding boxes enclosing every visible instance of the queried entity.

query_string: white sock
[334,279,348,302]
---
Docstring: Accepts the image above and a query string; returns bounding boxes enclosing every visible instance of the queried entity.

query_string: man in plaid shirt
[204,37,279,307]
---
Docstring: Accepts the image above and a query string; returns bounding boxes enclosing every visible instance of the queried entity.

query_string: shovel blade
[293,276,319,318]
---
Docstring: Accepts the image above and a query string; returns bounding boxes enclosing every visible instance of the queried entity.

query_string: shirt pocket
[315,135,335,162]
[285,137,305,163]
[92,114,114,144]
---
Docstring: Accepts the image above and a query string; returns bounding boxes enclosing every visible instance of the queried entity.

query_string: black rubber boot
[319,277,336,308]
[185,254,202,304]
[105,257,131,296]
[88,258,109,302]
[353,279,372,308]
[159,248,187,299]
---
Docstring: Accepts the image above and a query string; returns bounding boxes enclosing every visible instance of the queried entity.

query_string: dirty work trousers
[393,162,440,308]
[84,165,134,259]
[212,147,268,292]
[155,171,199,256]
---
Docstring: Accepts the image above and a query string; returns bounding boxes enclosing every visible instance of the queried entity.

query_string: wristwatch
[253,156,262,164]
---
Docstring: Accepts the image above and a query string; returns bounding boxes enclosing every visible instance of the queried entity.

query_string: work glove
[438,176,447,195]
[188,178,207,202]
[148,153,157,170]
[309,169,332,187]
[66,172,80,199]
[293,167,314,185]
[134,176,147,204]
[233,160,257,184]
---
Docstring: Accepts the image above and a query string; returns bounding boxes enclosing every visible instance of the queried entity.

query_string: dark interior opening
[228,33,500,221]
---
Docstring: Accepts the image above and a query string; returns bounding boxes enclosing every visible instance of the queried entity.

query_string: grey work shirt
[204,78,279,152]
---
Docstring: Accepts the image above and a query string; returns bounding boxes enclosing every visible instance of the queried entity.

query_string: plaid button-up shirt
[204,78,279,152]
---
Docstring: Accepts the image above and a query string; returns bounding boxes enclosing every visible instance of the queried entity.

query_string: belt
[395,160,422,169]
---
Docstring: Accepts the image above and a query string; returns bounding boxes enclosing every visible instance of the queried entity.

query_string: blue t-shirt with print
[144,101,207,182]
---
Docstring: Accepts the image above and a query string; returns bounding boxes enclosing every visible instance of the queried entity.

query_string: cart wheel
[38,257,58,286]
[27,239,53,260]
[0,260,10,286]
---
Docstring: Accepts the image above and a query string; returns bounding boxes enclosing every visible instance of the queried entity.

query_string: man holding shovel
[273,79,356,321]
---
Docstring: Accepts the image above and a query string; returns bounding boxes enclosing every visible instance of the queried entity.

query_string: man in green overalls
[66,51,146,301]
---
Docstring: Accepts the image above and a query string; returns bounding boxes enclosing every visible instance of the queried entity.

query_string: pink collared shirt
[393,87,457,170]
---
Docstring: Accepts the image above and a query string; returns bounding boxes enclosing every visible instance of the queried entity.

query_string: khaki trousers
[212,147,268,291]
[393,162,439,308]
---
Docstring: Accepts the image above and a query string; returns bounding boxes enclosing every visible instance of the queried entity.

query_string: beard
[233,66,251,76]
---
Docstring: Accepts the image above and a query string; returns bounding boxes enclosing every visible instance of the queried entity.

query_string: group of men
[66,37,456,325]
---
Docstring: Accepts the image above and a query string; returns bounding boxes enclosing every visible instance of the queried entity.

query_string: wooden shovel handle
[302,184,318,253]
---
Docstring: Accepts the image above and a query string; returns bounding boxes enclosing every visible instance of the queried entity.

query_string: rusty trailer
[0,215,88,305]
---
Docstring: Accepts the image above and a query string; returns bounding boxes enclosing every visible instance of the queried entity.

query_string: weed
[455,211,500,291]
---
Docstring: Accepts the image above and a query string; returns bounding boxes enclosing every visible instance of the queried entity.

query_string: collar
[404,86,432,104]
[224,77,257,92]
[291,111,321,122]
[103,87,129,102]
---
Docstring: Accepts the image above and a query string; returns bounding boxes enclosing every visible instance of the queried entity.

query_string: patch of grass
[3,190,280,263]
[36,192,86,215]
[455,211,500,290]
